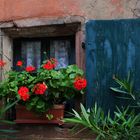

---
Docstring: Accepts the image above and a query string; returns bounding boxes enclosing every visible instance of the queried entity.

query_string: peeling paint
[0,0,138,22]
[110,0,124,16]
[132,0,140,17]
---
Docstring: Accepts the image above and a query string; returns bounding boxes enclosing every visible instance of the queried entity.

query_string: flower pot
[15,104,64,125]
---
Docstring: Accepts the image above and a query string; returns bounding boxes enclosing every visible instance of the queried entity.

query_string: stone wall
[0,30,12,80]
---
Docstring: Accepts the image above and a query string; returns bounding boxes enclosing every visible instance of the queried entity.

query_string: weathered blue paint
[86,19,140,114]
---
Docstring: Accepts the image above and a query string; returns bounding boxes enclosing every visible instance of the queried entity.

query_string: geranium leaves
[26,96,47,113]
[26,96,39,110]
[37,99,45,109]
[0,63,86,114]
[66,65,84,75]
[50,70,64,79]
[69,73,77,79]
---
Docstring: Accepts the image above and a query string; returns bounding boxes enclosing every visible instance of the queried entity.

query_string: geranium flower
[0,60,6,67]
[50,58,58,68]
[16,60,23,67]
[25,66,35,72]
[33,83,47,95]
[43,60,54,70]
[18,86,30,101]
[74,77,87,90]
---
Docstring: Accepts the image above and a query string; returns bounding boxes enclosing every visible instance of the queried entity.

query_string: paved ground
[1,124,96,140]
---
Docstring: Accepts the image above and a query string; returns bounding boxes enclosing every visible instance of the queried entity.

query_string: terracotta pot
[15,104,64,124]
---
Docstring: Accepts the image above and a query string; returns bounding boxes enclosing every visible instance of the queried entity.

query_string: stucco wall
[0,0,140,22]
[0,0,139,77]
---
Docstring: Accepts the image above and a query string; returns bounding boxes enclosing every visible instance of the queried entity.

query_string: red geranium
[50,58,58,68]
[74,77,87,90]
[25,66,35,72]
[16,61,23,67]
[0,60,6,67]
[43,60,54,70]
[18,86,30,101]
[33,83,47,95]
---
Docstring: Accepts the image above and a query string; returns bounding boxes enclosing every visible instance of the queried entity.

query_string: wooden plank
[2,23,79,38]
[86,19,140,113]
[75,30,85,70]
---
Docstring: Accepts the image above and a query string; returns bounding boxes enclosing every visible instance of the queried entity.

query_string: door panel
[86,19,140,114]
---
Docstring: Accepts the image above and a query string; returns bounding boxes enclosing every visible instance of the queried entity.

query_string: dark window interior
[13,36,75,70]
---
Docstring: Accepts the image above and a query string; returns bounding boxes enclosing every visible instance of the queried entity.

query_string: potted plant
[0,58,87,124]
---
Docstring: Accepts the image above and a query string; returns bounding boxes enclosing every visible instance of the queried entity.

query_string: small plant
[110,74,140,109]
[0,99,19,139]
[0,59,87,114]
[64,104,140,140]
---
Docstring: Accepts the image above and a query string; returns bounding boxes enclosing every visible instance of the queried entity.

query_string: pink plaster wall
[0,0,83,21]
[0,0,139,22]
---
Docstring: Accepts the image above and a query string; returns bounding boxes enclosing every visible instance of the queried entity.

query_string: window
[50,40,70,69]
[21,41,41,69]
[13,36,75,70]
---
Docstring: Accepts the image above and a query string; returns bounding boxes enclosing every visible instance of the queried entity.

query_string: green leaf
[72,109,82,120]
[80,104,91,125]
[37,100,45,109]
[80,90,85,94]
[46,114,54,120]
[2,99,20,113]
[0,129,17,133]
[110,87,128,94]
[66,65,84,75]
[49,80,56,88]
[0,120,16,125]
[32,96,39,103]
[64,118,83,124]
[28,77,35,83]
[69,73,76,79]
[115,96,132,100]
[51,71,63,79]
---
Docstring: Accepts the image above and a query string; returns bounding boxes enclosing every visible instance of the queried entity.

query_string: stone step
[1,124,96,140]
[18,138,94,140]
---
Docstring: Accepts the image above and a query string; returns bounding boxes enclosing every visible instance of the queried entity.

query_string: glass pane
[21,41,41,69]
[50,40,70,69]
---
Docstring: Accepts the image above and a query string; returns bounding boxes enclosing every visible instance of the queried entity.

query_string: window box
[15,104,64,125]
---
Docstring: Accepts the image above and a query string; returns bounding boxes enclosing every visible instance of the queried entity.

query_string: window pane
[50,40,70,69]
[21,41,41,69]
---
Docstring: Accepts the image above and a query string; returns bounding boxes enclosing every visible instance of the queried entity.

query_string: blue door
[86,19,140,114]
